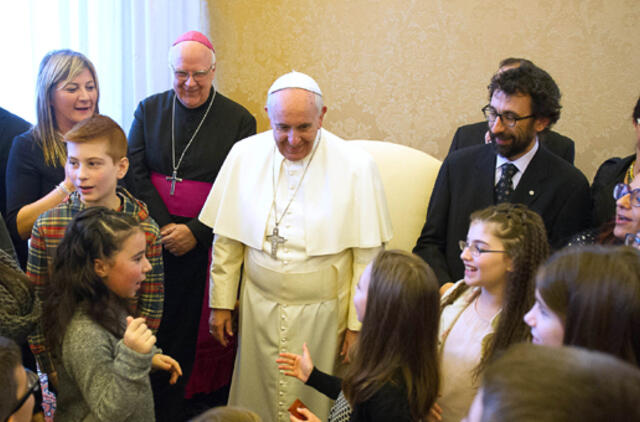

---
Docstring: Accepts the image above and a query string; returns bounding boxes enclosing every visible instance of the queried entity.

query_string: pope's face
[171,41,215,109]
[266,88,326,161]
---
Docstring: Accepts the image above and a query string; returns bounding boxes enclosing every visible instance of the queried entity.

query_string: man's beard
[489,127,536,159]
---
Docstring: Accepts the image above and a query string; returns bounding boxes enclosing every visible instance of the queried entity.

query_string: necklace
[473,295,498,323]
[168,89,216,195]
[266,132,321,259]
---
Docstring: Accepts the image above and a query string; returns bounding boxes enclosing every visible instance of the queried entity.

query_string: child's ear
[505,256,514,273]
[94,258,109,278]
[116,156,129,180]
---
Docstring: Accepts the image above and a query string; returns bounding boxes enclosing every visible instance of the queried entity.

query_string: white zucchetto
[268,71,322,96]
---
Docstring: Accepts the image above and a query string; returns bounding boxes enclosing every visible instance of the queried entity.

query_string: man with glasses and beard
[447,58,575,164]
[414,65,591,285]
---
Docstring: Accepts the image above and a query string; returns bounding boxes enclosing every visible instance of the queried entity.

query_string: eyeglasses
[613,183,640,207]
[7,368,40,421]
[171,65,214,82]
[459,240,507,257]
[482,105,535,128]
[624,233,640,249]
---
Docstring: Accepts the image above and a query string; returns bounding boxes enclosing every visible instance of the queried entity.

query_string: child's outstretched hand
[277,342,314,383]
[152,354,183,384]
[289,407,321,422]
[124,316,156,354]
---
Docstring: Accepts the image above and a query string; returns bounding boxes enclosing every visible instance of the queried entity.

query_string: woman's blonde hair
[34,49,99,166]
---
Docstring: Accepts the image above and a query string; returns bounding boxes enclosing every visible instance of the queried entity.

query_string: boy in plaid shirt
[27,115,164,385]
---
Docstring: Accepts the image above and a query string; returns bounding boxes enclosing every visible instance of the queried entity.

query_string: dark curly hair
[498,57,534,70]
[488,65,562,128]
[442,203,550,378]
[43,207,142,357]
[633,95,640,122]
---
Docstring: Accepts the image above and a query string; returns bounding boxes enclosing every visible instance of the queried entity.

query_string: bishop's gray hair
[167,42,216,69]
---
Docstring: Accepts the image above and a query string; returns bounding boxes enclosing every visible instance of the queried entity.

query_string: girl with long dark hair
[524,245,640,365]
[277,249,440,421]
[42,207,181,421]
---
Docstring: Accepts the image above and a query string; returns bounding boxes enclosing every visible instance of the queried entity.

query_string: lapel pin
[529,190,535,196]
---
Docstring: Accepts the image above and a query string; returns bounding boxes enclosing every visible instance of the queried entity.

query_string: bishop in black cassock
[127,30,256,421]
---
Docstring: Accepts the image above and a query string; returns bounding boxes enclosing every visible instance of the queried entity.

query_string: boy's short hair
[64,114,127,162]
[0,336,21,421]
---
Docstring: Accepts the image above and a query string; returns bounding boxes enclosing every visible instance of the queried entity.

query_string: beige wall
[208,0,640,180]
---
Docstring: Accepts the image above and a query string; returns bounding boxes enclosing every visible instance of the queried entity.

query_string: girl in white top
[437,203,549,422]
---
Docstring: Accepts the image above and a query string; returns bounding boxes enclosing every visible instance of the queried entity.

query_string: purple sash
[150,171,212,218]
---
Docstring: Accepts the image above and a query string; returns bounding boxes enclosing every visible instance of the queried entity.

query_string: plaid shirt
[27,187,164,374]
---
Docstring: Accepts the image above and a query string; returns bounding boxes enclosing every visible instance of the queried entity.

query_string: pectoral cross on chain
[167,170,183,196]
[266,226,286,259]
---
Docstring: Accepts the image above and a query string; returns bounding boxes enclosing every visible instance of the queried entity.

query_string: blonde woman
[6,49,98,265]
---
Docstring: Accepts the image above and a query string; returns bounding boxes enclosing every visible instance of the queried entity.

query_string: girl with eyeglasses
[437,203,549,422]
[524,245,640,366]
[42,208,181,421]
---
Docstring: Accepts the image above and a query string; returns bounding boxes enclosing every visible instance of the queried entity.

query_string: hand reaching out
[277,342,314,383]
[123,316,156,354]
[289,406,321,422]
[427,402,442,421]
[152,354,183,384]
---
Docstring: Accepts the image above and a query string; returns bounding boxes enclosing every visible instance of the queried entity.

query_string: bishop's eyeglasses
[171,65,214,82]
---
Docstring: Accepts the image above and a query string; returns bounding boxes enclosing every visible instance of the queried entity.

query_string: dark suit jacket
[448,121,575,164]
[590,154,634,229]
[413,144,591,284]
[0,107,31,217]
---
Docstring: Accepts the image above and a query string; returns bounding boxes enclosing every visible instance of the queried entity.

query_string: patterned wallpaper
[208,0,640,180]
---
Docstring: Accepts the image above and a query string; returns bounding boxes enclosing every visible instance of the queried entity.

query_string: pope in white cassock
[199,71,393,422]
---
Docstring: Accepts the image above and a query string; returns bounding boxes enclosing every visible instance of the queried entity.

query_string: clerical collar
[496,137,539,175]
